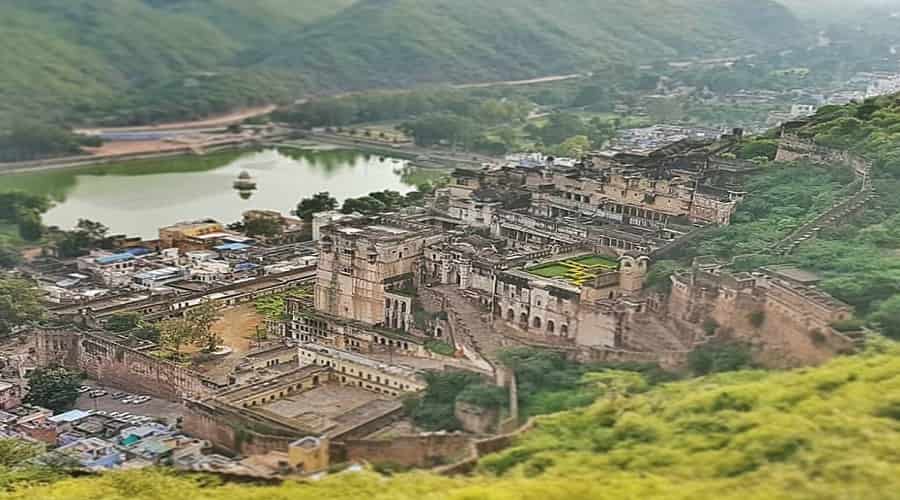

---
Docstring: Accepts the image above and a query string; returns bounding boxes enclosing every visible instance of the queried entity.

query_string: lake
[1,148,444,239]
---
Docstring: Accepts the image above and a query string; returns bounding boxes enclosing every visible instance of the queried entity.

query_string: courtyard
[526,255,619,286]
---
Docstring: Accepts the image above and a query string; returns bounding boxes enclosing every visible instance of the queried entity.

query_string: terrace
[526,255,619,287]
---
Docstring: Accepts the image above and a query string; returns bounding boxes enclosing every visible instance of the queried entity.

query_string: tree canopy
[24,368,81,413]
[0,278,44,336]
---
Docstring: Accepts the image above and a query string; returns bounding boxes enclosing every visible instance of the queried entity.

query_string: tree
[341,196,386,215]
[0,192,50,221]
[188,301,222,353]
[244,217,282,238]
[75,219,108,242]
[528,113,588,146]
[688,342,754,376]
[54,219,109,258]
[555,135,592,158]
[158,318,194,359]
[24,368,81,412]
[296,192,338,221]
[872,295,900,340]
[0,244,21,269]
[0,278,44,336]
[105,312,142,332]
[16,210,43,242]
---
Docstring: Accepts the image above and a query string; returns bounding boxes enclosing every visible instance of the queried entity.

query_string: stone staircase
[773,185,878,256]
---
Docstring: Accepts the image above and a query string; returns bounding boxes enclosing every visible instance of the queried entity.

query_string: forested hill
[260,0,802,90]
[0,0,803,126]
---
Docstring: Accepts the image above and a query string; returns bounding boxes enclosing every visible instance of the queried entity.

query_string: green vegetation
[8,345,899,498]
[673,94,900,339]
[23,368,82,413]
[105,313,142,333]
[527,255,618,286]
[0,0,802,133]
[498,348,676,419]
[404,371,486,431]
[688,342,756,376]
[295,192,338,221]
[0,278,45,336]
[254,288,312,321]
[341,188,434,216]
[157,301,222,356]
[425,341,455,357]
[0,191,51,245]
[263,0,800,91]
[0,123,100,162]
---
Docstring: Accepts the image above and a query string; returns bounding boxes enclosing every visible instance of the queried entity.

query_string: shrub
[688,342,755,376]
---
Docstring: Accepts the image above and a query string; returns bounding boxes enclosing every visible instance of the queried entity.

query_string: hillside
[262,0,803,90]
[0,343,897,499]
[0,0,804,126]
[0,0,343,125]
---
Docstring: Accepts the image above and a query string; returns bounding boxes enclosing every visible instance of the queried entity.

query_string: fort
[33,325,216,401]
[20,123,877,477]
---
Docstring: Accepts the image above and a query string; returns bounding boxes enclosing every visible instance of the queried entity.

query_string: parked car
[77,386,92,394]
[132,396,150,404]
[89,390,108,398]
[111,392,127,399]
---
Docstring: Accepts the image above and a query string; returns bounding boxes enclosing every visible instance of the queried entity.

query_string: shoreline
[0,139,462,178]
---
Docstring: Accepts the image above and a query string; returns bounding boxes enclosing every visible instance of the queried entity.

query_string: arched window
[547,320,555,334]
[560,324,569,337]
[533,317,542,329]
[507,309,515,321]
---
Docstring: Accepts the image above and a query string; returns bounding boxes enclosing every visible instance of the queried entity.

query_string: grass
[527,255,619,285]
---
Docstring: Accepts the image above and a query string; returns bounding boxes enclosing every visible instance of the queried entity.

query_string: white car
[132,396,151,404]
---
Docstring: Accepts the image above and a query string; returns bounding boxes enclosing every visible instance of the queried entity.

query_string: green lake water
[1,148,444,239]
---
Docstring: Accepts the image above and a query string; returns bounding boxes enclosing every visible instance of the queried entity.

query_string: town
[0,114,877,478]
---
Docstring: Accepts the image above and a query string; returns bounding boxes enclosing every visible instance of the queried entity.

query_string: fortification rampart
[32,326,215,401]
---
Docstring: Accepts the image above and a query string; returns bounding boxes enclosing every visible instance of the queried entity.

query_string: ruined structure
[33,326,217,401]
[668,259,861,366]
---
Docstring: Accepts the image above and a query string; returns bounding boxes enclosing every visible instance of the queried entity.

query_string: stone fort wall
[33,326,214,401]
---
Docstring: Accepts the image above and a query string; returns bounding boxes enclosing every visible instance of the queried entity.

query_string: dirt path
[452,73,585,89]
[75,105,277,134]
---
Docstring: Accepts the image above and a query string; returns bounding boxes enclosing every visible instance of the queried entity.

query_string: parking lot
[74,380,186,425]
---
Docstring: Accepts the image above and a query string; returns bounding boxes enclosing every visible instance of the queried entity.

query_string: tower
[619,253,650,295]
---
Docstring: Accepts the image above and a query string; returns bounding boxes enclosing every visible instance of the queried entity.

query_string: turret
[619,253,650,295]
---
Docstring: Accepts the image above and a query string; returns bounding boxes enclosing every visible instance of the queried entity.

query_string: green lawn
[571,255,618,268]
[526,255,620,284]
[528,264,570,278]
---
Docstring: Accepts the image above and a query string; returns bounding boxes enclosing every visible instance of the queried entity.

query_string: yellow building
[287,436,330,473]
[158,220,225,250]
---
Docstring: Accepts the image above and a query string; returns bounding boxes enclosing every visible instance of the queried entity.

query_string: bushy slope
[263,0,802,90]
[0,0,236,123]
[2,344,898,499]
[0,0,803,125]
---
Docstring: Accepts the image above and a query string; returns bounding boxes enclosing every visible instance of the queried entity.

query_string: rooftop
[49,409,91,424]
[297,343,421,379]
[96,254,135,265]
